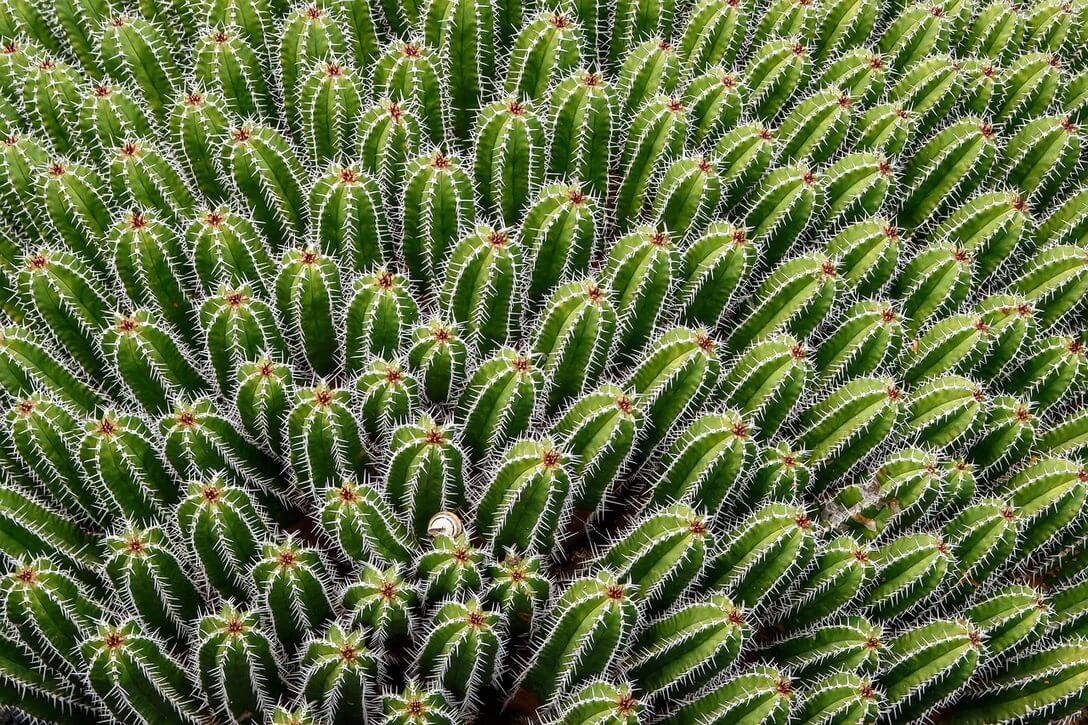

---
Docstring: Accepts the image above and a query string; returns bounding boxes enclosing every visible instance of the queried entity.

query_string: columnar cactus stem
[798,376,903,492]
[0,324,103,414]
[627,594,744,699]
[648,411,753,512]
[196,605,286,723]
[3,557,104,675]
[320,480,416,565]
[354,357,419,439]
[384,680,458,724]
[626,326,720,458]
[288,382,368,498]
[104,526,200,644]
[771,535,873,630]
[550,384,640,518]
[614,96,687,230]
[660,665,793,724]
[417,532,484,602]
[422,0,495,140]
[532,278,616,414]
[505,11,582,102]
[343,562,417,642]
[473,99,545,226]
[375,40,445,146]
[344,268,419,370]
[7,393,103,523]
[387,414,466,540]
[878,619,982,721]
[276,245,342,376]
[99,15,181,122]
[401,151,475,295]
[407,319,468,405]
[517,572,637,710]
[547,70,614,199]
[225,123,309,255]
[860,533,952,618]
[601,503,708,611]
[80,410,179,523]
[701,502,816,610]
[299,59,364,167]
[252,536,334,654]
[299,624,380,724]
[194,26,274,122]
[616,39,679,118]
[162,398,281,492]
[729,253,839,354]
[550,680,641,723]
[602,226,677,360]
[476,438,572,557]
[110,211,201,349]
[439,224,521,354]
[898,118,998,229]
[37,158,113,279]
[456,348,541,464]
[486,553,549,635]
[417,598,502,712]
[85,620,205,724]
[176,474,270,601]
[762,615,882,679]
[168,89,231,203]
[813,301,902,387]
[719,334,808,437]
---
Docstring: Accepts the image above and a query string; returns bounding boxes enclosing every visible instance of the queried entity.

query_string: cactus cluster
[0,0,1086,720]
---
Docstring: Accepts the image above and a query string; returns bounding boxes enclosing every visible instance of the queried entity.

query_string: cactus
[416,598,502,711]
[104,526,199,644]
[439,224,521,353]
[344,268,419,371]
[517,573,637,710]
[85,620,205,724]
[456,347,541,464]
[859,532,952,619]
[648,410,753,512]
[702,502,816,610]
[550,384,640,519]
[719,334,808,437]
[600,503,708,611]
[176,474,269,601]
[878,619,982,721]
[196,604,286,723]
[950,641,1088,723]
[343,562,417,642]
[942,498,1019,603]
[406,319,468,405]
[965,585,1049,656]
[547,70,614,200]
[661,665,794,724]
[476,437,572,557]
[309,163,387,276]
[627,594,744,699]
[532,278,615,414]
[298,624,379,723]
[602,225,677,359]
[762,615,882,679]
[0,0,1083,722]
[252,536,334,654]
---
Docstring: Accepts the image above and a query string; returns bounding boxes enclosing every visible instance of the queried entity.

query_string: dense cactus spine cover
[0,0,1085,721]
